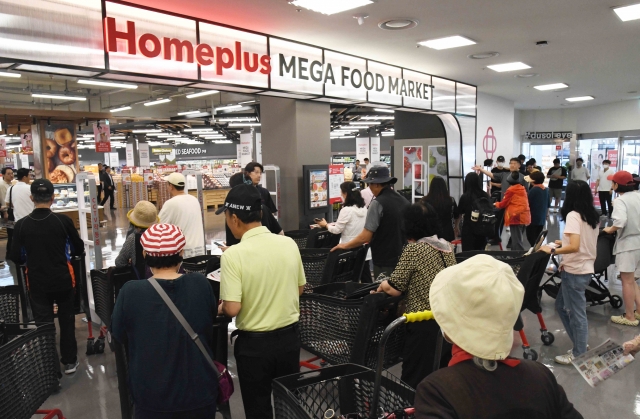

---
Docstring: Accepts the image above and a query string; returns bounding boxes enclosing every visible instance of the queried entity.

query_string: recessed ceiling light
[613,3,640,21]
[144,98,171,106]
[216,105,242,111]
[487,62,531,72]
[374,108,394,113]
[378,19,418,31]
[229,123,261,127]
[534,83,569,91]
[515,73,539,78]
[217,117,257,122]
[350,121,381,125]
[184,128,214,132]
[213,140,233,144]
[110,106,132,113]
[289,0,373,15]
[565,96,594,102]
[418,35,476,50]
[467,52,500,60]
[132,129,163,133]
[32,93,86,101]
[0,71,21,78]
[78,79,138,89]
[186,90,220,99]
[177,110,201,115]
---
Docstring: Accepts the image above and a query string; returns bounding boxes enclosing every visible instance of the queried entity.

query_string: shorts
[550,188,562,201]
[615,250,640,276]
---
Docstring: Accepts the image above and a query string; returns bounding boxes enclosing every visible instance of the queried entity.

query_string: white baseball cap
[429,254,524,360]
[165,172,186,187]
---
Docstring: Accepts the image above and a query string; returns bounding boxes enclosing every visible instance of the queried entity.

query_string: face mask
[603,164,610,169]
[243,175,252,185]
[497,162,504,168]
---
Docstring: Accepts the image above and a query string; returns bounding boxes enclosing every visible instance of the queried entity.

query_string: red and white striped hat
[140,223,186,257]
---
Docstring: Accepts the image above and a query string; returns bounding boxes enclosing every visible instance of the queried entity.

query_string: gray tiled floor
[3,208,640,419]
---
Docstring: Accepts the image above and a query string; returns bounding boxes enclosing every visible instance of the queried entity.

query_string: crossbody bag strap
[8,185,13,208]
[147,277,221,378]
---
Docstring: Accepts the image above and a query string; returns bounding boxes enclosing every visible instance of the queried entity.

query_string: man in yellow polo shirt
[218,184,306,419]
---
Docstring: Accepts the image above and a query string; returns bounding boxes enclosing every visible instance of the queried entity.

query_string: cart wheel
[94,337,105,354]
[541,332,555,346]
[610,295,623,309]
[86,338,95,355]
[523,348,538,361]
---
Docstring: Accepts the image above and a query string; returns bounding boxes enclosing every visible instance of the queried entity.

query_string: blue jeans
[556,271,591,356]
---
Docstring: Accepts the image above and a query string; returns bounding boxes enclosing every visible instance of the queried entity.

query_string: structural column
[261,96,330,230]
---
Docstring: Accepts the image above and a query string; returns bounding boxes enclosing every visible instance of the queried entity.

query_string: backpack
[470,196,496,237]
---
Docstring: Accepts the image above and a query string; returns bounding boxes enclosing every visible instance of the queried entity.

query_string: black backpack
[470,196,496,237]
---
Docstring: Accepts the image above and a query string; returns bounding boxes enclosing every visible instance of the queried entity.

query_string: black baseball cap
[31,179,54,195]
[215,184,262,215]
[496,156,505,162]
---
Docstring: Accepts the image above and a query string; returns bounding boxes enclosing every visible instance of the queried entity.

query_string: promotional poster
[44,122,79,184]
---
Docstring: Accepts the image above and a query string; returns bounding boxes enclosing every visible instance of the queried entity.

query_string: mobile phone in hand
[213,240,226,248]
[314,218,322,223]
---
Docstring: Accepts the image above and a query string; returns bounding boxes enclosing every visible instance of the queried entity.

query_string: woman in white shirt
[603,171,640,326]
[540,180,599,365]
[317,181,370,260]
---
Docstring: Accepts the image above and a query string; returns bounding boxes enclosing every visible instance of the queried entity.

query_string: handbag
[146,277,234,405]
[7,185,14,221]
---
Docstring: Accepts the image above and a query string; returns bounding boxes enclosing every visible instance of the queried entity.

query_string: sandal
[611,315,639,327]
[624,335,640,356]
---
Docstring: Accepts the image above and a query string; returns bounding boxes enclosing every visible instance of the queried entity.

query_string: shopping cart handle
[403,310,434,323]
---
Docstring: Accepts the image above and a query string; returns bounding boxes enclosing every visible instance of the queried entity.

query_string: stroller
[540,231,623,309]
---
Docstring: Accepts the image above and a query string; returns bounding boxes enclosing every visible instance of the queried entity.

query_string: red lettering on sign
[216,46,234,75]
[139,33,162,58]
[104,17,271,76]
[105,17,136,54]
[196,44,214,66]
[164,38,194,63]
[260,56,272,75]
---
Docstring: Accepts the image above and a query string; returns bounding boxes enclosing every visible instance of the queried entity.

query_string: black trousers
[30,288,77,365]
[100,187,115,208]
[599,191,612,216]
[134,403,216,419]
[401,321,452,389]
[5,227,12,261]
[234,325,300,419]
[97,185,103,202]
[526,224,544,248]
[461,232,486,252]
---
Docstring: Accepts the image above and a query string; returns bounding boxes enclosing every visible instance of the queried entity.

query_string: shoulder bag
[7,185,14,221]
[146,278,234,405]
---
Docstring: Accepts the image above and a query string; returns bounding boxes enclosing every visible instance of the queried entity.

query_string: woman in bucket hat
[116,200,159,278]
[414,255,583,419]
[112,224,218,419]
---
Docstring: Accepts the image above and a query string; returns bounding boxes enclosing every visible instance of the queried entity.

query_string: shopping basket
[0,285,21,323]
[299,282,405,369]
[0,322,65,419]
[275,311,436,419]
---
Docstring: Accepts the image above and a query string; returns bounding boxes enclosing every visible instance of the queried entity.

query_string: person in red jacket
[494,171,531,251]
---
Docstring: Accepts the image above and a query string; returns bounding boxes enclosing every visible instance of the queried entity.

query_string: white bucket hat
[429,254,524,360]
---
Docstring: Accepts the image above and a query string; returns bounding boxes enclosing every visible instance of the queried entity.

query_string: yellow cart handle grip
[403,310,434,323]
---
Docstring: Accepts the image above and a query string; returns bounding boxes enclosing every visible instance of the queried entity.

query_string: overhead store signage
[151,147,173,155]
[525,131,573,140]
[0,0,475,114]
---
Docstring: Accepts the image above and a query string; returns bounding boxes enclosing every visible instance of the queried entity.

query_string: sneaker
[64,360,79,375]
[611,315,639,327]
[555,350,574,365]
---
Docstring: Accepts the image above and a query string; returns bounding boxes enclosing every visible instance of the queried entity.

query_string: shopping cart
[0,285,21,323]
[0,322,66,419]
[298,282,405,370]
[455,249,552,361]
[275,311,437,419]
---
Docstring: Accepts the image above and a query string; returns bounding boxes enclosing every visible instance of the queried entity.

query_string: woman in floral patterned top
[373,202,456,389]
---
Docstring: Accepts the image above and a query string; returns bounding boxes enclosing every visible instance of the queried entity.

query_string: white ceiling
[128,0,640,110]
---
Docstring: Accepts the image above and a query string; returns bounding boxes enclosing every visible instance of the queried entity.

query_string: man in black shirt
[518,154,527,175]
[244,162,277,214]
[490,156,510,198]
[332,167,409,278]
[547,158,567,212]
[100,166,116,209]
[11,179,85,375]
[221,173,283,247]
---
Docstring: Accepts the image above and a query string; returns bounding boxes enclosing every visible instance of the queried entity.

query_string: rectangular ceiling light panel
[565,96,594,102]
[487,62,531,72]
[418,36,476,50]
[614,3,640,21]
[534,83,568,91]
[290,0,373,15]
